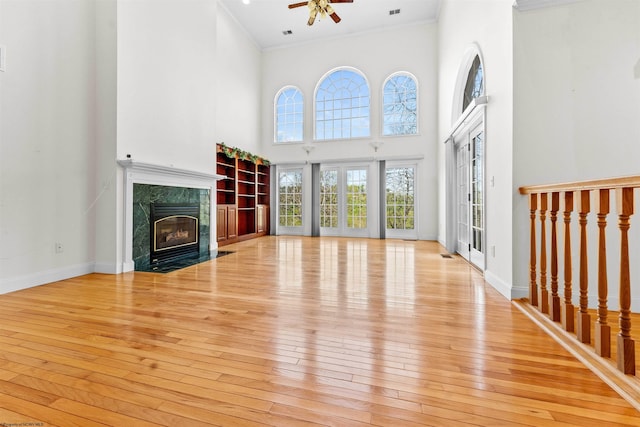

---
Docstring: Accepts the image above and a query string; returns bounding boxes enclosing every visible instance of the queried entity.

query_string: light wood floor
[1,236,639,426]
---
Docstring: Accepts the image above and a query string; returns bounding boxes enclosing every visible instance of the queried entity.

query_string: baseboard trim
[94,262,121,274]
[0,262,95,295]
[513,298,640,413]
[483,269,513,300]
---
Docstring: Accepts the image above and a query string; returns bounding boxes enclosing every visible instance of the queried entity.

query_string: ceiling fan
[288,0,354,26]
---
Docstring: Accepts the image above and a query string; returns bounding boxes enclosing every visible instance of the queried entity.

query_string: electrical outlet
[55,242,64,253]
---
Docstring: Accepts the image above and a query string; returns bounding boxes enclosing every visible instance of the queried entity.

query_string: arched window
[382,72,418,136]
[275,87,304,143]
[462,55,483,112]
[315,68,370,140]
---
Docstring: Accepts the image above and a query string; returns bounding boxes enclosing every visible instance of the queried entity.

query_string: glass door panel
[470,128,484,268]
[456,143,470,259]
[385,165,417,240]
[320,165,369,237]
[346,169,367,230]
[320,169,338,229]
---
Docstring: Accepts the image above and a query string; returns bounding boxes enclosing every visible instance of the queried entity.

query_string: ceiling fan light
[242,0,250,4]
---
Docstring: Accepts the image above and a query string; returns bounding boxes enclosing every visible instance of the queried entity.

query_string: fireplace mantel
[118,159,225,272]
[117,159,224,186]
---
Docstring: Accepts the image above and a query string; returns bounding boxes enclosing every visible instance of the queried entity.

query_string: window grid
[278,170,303,227]
[463,56,484,112]
[383,74,418,136]
[320,170,338,228]
[385,167,415,230]
[275,87,304,143]
[346,169,367,229]
[315,69,370,140]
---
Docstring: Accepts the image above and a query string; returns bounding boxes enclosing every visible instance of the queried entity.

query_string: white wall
[0,0,101,293]
[94,0,119,274]
[513,0,640,308]
[117,0,217,173]
[261,23,439,240]
[437,0,514,298]
[216,4,262,155]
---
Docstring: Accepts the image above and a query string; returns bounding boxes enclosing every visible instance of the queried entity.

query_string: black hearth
[150,203,200,267]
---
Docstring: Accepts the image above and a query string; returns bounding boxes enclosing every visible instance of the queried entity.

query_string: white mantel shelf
[117,159,226,184]
[118,159,225,273]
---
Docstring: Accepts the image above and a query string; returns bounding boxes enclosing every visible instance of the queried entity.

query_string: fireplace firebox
[150,203,200,266]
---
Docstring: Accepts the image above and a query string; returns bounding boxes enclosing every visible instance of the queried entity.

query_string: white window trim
[313,66,371,142]
[274,85,304,144]
[384,160,419,240]
[381,71,419,137]
[451,44,486,127]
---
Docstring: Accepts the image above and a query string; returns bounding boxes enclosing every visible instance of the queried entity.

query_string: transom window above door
[462,55,484,113]
[315,68,370,141]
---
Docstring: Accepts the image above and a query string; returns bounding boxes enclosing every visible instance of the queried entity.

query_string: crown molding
[513,0,583,12]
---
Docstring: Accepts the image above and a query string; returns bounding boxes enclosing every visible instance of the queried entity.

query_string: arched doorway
[446,46,487,270]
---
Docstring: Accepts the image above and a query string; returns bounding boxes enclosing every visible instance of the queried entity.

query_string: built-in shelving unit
[216,144,270,246]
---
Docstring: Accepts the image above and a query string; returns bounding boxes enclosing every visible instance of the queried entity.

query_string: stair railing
[520,176,640,375]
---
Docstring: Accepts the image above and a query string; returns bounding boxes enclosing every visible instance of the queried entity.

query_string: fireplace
[150,203,200,266]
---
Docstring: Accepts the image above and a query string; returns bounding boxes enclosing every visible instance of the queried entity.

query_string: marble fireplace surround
[118,159,225,273]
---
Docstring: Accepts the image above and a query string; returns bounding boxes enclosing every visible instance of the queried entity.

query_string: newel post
[561,191,574,332]
[616,187,635,375]
[529,194,538,307]
[576,190,591,343]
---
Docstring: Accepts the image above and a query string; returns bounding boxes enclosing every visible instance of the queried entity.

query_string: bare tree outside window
[386,167,415,230]
[278,170,303,227]
[463,56,484,112]
[383,73,418,136]
[320,170,338,228]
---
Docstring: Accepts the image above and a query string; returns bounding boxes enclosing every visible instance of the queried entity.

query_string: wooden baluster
[595,189,610,357]
[549,192,561,321]
[539,193,549,314]
[561,192,574,332]
[616,187,635,375]
[529,194,538,307]
[576,190,591,343]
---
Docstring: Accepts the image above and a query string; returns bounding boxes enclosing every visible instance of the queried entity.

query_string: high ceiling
[219,0,442,50]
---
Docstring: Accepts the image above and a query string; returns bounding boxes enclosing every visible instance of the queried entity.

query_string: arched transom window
[315,68,370,140]
[275,87,304,143]
[462,55,484,112]
[383,72,418,136]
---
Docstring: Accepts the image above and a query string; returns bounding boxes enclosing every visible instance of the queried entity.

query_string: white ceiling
[219,0,442,50]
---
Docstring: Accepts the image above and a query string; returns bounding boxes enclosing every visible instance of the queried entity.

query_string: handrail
[521,175,640,376]
[519,175,640,194]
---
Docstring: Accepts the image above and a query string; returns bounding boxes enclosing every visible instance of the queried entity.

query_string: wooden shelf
[215,144,270,246]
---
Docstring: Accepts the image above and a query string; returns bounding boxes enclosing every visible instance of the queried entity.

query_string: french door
[456,124,485,269]
[385,163,417,240]
[320,165,369,237]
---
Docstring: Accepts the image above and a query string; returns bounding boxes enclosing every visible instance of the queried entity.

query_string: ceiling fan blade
[329,0,353,3]
[288,1,308,9]
[307,7,318,25]
[329,10,341,23]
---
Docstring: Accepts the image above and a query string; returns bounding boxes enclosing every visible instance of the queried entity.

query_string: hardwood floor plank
[0,237,637,425]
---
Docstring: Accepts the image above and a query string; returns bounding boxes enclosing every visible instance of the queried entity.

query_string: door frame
[384,161,419,240]
[319,163,372,238]
[447,103,486,270]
